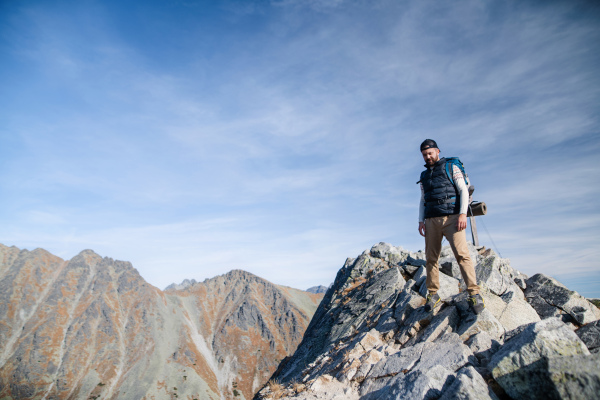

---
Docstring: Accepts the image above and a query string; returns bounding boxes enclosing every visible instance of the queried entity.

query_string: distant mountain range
[164,278,198,291]
[0,244,323,399]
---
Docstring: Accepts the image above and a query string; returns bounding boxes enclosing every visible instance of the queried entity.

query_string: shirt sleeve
[452,164,469,215]
[419,183,425,222]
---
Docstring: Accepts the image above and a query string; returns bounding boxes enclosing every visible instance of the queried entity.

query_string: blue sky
[1,0,599,297]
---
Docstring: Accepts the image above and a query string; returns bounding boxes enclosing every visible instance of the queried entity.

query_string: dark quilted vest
[420,157,460,218]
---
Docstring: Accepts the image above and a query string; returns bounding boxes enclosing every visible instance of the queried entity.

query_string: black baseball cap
[420,139,438,152]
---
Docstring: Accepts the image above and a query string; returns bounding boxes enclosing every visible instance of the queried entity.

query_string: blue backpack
[445,157,473,202]
[445,157,469,186]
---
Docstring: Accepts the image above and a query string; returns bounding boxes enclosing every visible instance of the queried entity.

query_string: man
[417,139,484,314]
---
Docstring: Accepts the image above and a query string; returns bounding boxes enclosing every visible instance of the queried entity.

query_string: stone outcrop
[0,244,323,400]
[489,318,591,399]
[254,242,600,400]
[575,319,600,354]
[525,273,600,325]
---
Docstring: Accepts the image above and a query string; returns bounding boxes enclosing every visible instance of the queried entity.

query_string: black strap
[426,197,456,206]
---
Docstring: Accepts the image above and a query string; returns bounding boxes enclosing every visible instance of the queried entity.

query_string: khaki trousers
[425,214,480,295]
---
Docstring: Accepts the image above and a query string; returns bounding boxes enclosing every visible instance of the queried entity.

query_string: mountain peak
[165,269,269,291]
[306,285,328,294]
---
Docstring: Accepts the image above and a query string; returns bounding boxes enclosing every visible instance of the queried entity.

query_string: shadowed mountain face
[0,244,322,400]
[167,270,323,399]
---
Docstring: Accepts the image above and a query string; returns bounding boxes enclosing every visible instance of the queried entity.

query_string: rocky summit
[0,244,322,400]
[306,286,328,295]
[254,242,600,400]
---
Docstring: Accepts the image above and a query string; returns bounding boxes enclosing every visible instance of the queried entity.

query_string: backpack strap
[445,157,468,186]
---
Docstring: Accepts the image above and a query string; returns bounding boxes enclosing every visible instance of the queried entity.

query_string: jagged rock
[513,276,526,290]
[412,264,461,301]
[488,317,590,399]
[347,329,384,359]
[394,287,455,347]
[465,331,501,368]
[576,320,600,354]
[489,353,600,400]
[403,264,421,276]
[546,352,600,399]
[480,289,540,331]
[404,305,460,347]
[307,374,360,399]
[273,254,405,383]
[370,242,405,265]
[374,306,397,333]
[392,280,425,326]
[413,265,427,287]
[470,255,523,300]
[456,309,505,344]
[261,374,360,400]
[451,292,506,342]
[328,267,405,344]
[351,348,385,382]
[369,365,453,400]
[299,328,393,386]
[254,243,600,400]
[440,259,461,279]
[525,273,600,325]
[405,255,426,267]
[438,365,499,400]
[417,266,461,300]
[360,333,473,400]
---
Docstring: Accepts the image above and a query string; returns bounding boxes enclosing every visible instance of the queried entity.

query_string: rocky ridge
[0,244,322,400]
[165,278,198,291]
[254,242,600,400]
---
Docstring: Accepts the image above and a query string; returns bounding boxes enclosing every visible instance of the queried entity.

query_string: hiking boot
[425,293,441,312]
[468,293,485,314]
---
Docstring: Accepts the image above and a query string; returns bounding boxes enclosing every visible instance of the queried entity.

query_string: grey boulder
[488,317,590,400]
[575,319,600,354]
[438,366,499,400]
[525,273,600,325]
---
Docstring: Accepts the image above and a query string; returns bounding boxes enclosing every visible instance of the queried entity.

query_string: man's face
[421,148,440,166]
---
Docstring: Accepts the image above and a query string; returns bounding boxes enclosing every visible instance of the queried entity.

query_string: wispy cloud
[1,0,599,295]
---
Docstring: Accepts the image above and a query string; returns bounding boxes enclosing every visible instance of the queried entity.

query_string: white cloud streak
[1,0,599,294]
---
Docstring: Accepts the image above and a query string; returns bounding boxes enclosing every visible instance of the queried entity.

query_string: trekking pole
[467,186,480,246]
[469,214,479,246]
[467,203,479,246]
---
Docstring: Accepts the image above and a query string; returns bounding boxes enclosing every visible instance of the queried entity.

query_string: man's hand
[457,214,467,231]
[419,222,426,237]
